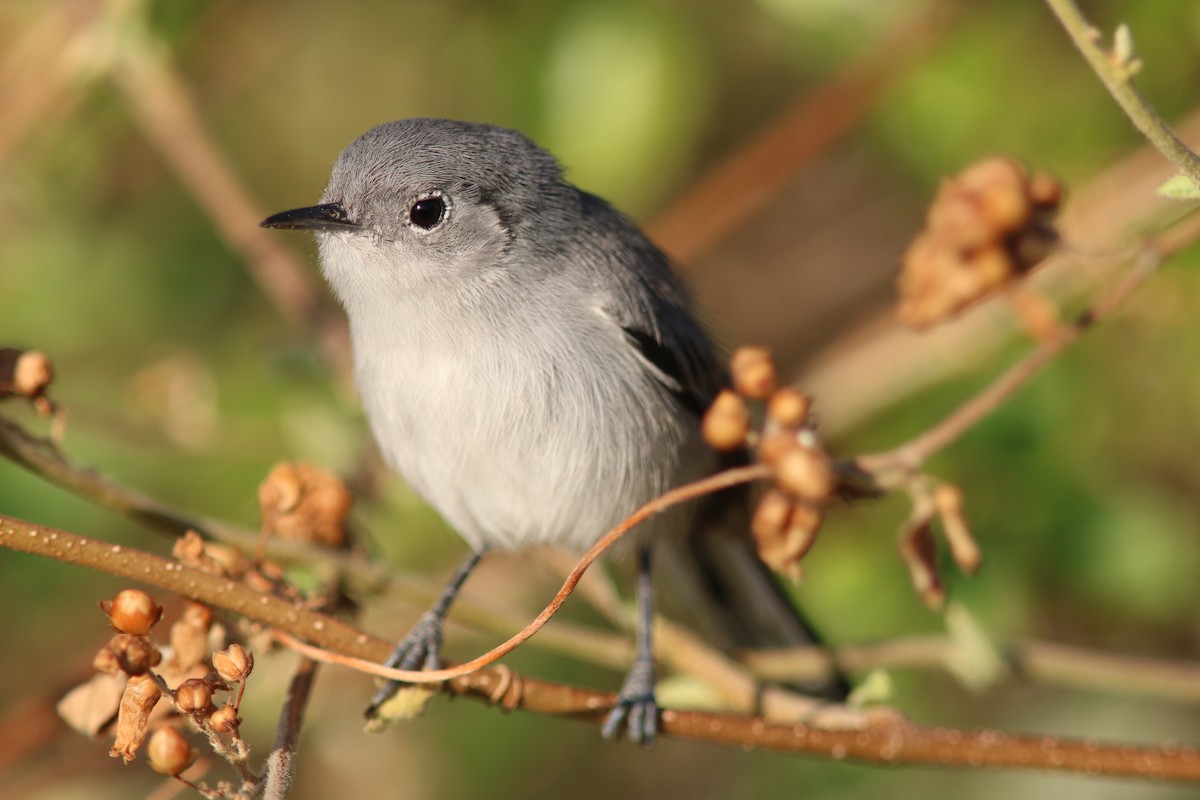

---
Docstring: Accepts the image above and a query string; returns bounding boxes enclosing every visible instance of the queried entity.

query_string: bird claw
[601,657,658,746]
[364,611,444,718]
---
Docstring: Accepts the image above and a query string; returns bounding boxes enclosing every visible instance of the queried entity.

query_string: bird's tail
[657,487,849,700]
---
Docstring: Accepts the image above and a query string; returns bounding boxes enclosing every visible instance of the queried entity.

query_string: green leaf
[1156,173,1200,200]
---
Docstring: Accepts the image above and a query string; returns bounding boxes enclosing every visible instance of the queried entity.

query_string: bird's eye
[409,195,447,230]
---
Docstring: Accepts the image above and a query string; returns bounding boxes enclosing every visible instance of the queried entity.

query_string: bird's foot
[601,656,658,746]
[364,610,444,719]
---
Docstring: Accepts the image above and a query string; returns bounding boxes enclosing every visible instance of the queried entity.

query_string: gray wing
[575,191,727,418]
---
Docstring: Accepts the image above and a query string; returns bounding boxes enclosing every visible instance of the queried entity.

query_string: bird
[262,118,845,744]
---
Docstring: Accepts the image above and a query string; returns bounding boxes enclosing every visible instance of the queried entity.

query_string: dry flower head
[898,156,1062,329]
[258,461,353,548]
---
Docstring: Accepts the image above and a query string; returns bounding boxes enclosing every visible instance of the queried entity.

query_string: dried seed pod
[751,489,794,544]
[259,462,352,548]
[203,542,244,575]
[174,679,213,714]
[766,387,811,429]
[100,589,163,636]
[180,601,214,631]
[958,157,1031,233]
[93,644,121,675]
[208,703,239,733]
[897,156,1062,330]
[751,490,824,578]
[773,446,835,503]
[730,347,777,399]
[1028,172,1062,207]
[701,390,751,451]
[778,503,824,577]
[757,430,799,466]
[110,673,163,763]
[172,531,208,567]
[108,634,162,676]
[12,351,54,397]
[0,349,54,398]
[898,510,944,610]
[169,602,212,672]
[212,643,252,683]
[146,726,197,776]
[933,483,982,575]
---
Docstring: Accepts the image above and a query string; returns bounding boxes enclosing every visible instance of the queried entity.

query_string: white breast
[347,285,710,553]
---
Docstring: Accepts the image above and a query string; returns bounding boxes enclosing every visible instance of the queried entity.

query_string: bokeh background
[3,0,1200,798]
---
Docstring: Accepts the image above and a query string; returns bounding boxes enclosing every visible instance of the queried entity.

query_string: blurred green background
[3,0,1200,798]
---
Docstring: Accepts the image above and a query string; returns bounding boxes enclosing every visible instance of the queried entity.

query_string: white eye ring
[408,191,450,231]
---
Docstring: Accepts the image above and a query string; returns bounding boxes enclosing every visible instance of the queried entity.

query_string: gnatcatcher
[263,118,845,744]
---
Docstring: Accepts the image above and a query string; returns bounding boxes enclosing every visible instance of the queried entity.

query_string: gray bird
[262,118,845,744]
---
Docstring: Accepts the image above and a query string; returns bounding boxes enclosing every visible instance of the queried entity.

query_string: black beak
[260,202,359,231]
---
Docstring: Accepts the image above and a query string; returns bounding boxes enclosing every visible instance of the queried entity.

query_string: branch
[748,636,1200,705]
[855,244,1160,481]
[647,2,955,263]
[1044,0,1200,187]
[0,413,393,591]
[262,657,318,800]
[4,514,1200,782]
[278,464,771,684]
[104,4,351,380]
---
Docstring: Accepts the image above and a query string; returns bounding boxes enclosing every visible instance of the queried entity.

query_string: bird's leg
[365,548,485,718]
[601,545,659,745]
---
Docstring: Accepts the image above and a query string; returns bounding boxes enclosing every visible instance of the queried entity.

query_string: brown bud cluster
[699,347,830,577]
[751,430,833,578]
[898,157,1062,329]
[75,583,258,771]
[258,461,353,548]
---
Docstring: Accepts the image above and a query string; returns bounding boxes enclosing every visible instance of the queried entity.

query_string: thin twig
[0,413,392,590]
[1044,0,1200,186]
[747,637,1200,705]
[262,657,318,800]
[108,18,351,380]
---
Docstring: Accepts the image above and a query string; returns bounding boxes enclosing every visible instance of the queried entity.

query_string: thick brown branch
[4,514,1199,781]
